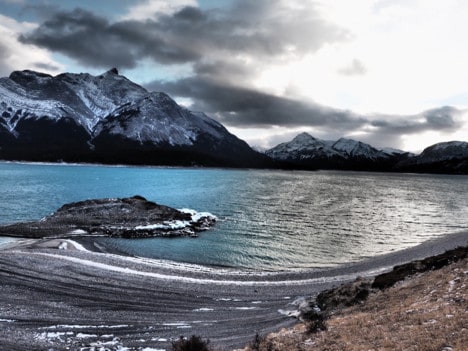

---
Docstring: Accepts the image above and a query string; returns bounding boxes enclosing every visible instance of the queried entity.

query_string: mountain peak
[293,132,316,142]
[106,67,119,75]
[332,137,379,157]
[9,70,53,86]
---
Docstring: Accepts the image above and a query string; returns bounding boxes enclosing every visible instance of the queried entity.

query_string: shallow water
[0,162,467,269]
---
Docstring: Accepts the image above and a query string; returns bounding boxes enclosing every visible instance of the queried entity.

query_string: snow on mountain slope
[332,137,382,159]
[0,75,69,133]
[394,141,468,174]
[0,68,268,167]
[379,147,410,157]
[2,70,97,133]
[415,141,468,164]
[57,69,149,131]
[95,92,226,146]
[267,132,388,161]
[265,132,343,160]
[0,69,233,147]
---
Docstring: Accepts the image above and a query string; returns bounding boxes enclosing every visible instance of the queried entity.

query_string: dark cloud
[146,74,463,150]
[371,106,462,134]
[33,61,62,71]
[19,1,349,69]
[19,8,198,68]
[423,106,461,129]
[146,76,367,131]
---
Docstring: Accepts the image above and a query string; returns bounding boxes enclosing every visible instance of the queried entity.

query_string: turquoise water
[1,162,467,269]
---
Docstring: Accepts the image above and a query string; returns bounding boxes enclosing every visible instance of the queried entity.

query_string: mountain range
[265,132,468,173]
[265,132,411,171]
[0,68,467,174]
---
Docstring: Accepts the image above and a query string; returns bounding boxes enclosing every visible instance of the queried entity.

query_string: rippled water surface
[1,162,467,269]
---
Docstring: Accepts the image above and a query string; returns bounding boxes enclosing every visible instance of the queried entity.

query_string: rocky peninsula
[0,195,216,239]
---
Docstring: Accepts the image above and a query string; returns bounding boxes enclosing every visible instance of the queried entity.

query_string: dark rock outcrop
[372,245,467,289]
[0,195,216,239]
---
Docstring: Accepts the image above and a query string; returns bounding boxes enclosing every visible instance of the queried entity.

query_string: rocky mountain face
[0,69,270,167]
[266,132,468,174]
[265,132,411,171]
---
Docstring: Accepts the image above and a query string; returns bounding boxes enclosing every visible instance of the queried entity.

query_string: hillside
[238,249,467,351]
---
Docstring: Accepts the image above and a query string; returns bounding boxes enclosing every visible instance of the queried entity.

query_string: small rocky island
[0,195,216,239]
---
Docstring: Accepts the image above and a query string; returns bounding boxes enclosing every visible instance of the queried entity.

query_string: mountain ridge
[0,68,271,167]
[266,132,468,174]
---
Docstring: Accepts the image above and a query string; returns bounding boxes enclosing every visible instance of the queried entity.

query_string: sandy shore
[0,231,467,350]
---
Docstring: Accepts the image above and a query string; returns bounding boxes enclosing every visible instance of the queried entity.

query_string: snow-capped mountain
[267,132,468,173]
[266,132,411,171]
[379,147,411,157]
[417,141,468,163]
[266,133,343,161]
[332,138,382,159]
[0,69,269,167]
[396,141,468,174]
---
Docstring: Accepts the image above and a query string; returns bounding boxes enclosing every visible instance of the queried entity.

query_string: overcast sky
[1,0,467,152]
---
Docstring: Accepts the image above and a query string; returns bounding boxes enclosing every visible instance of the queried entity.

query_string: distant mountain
[396,141,468,174]
[266,132,412,171]
[0,68,270,167]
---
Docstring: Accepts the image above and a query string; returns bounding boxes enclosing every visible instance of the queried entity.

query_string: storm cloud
[147,75,367,131]
[371,107,462,134]
[19,1,348,69]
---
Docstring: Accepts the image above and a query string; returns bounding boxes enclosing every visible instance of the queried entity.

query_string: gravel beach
[0,231,467,350]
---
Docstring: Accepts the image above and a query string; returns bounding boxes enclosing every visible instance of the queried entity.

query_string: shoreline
[2,229,467,272]
[0,231,467,350]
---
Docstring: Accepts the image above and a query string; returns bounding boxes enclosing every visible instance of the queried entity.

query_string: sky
[1,0,467,152]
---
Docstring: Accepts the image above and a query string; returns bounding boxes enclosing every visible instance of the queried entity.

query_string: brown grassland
[240,257,467,351]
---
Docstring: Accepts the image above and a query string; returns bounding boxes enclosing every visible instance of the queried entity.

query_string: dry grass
[240,258,468,351]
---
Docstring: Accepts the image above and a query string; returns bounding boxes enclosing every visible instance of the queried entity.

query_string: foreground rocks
[0,195,216,239]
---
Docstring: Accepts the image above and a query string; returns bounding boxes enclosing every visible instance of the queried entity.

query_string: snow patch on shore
[68,229,88,235]
[45,324,130,329]
[179,208,218,223]
[135,220,191,231]
[162,322,191,329]
[134,209,217,232]
[57,240,88,251]
[76,333,98,338]
[32,251,391,286]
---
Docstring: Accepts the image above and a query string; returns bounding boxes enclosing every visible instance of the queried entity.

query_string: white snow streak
[29,252,388,286]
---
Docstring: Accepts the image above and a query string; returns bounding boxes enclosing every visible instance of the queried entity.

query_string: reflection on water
[0,162,467,269]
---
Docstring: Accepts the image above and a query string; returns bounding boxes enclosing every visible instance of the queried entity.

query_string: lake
[0,162,467,270]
